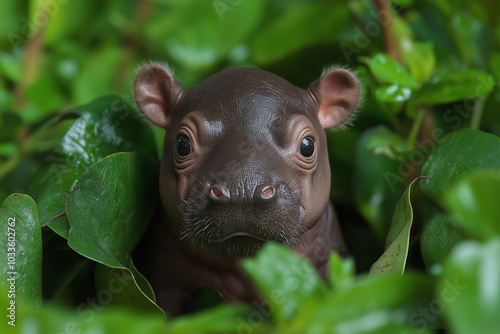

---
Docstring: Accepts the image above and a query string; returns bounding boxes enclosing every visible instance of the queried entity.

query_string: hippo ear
[309,68,360,129]
[134,64,183,128]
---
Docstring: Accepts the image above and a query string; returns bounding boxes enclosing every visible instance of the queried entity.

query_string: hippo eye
[176,135,193,156]
[299,137,314,157]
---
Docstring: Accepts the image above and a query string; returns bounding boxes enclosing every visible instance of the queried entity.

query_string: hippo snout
[180,178,303,256]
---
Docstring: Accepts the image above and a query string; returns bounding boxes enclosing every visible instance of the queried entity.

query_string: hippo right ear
[308,67,360,129]
[134,64,183,128]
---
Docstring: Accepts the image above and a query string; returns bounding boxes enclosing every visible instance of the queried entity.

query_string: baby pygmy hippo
[133,64,360,315]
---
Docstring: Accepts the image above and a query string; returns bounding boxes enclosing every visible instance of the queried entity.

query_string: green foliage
[242,243,328,324]
[1,0,500,333]
[28,96,156,238]
[443,171,500,241]
[0,194,42,308]
[252,2,350,64]
[420,129,500,202]
[369,177,425,275]
[420,213,462,268]
[354,126,403,239]
[439,239,500,334]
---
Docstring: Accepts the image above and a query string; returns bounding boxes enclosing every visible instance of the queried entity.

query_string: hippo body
[133,65,360,315]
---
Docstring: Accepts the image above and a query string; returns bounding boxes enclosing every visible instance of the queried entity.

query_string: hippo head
[134,65,360,256]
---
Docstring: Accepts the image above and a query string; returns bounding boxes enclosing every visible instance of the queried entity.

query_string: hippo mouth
[211,231,269,243]
[205,231,269,257]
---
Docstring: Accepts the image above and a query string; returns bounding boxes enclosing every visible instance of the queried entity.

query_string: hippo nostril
[209,184,229,202]
[211,187,222,198]
[210,187,222,199]
[261,186,275,199]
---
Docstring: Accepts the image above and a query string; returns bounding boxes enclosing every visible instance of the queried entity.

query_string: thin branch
[373,0,401,62]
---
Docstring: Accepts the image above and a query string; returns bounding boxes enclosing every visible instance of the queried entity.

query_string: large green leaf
[412,70,494,106]
[252,3,350,64]
[439,239,500,334]
[66,152,157,267]
[370,177,426,275]
[66,152,160,314]
[367,53,420,89]
[285,273,435,334]
[420,213,462,268]
[0,194,42,309]
[242,243,327,324]
[420,129,500,202]
[443,171,500,240]
[29,96,156,238]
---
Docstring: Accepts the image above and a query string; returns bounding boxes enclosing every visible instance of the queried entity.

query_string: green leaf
[43,1,94,47]
[403,42,435,84]
[328,252,355,292]
[94,259,161,315]
[365,125,407,158]
[12,303,167,334]
[420,213,462,268]
[66,152,157,268]
[287,273,435,334]
[0,193,42,308]
[147,0,264,71]
[242,243,327,324]
[73,46,127,105]
[170,303,270,334]
[421,129,500,202]
[252,3,350,64]
[375,84,412,103]
[439,239,500,334]
[23,75,66,123]
[354,127,404,240]
[413,70,494,106]
[29,96,156,238]
[449,12,489,68]
[367,53,420,89]
[370,177,426,275]
[66,152,161,314]
[443,171,500,240]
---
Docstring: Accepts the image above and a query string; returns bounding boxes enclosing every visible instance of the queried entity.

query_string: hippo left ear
[308,68,360,129]
[134,64,183,129]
